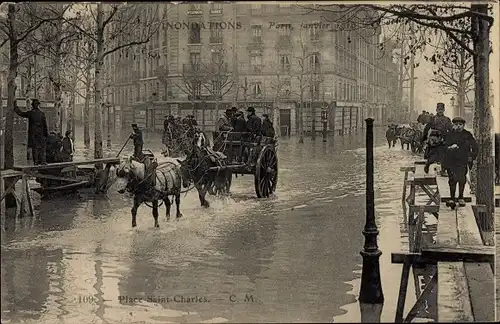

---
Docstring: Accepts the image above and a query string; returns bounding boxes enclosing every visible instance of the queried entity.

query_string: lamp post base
[359,250,384,304]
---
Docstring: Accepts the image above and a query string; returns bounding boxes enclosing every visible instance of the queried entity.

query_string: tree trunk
[471,4,494,231]
[4,4,19,169]
[94,3,104,163]
[107,104,112,148]
[4,4,19,210]
[67,87,76,138]
[299,91,304,143]
[311,90,316,141]
[52,22,63,134]
[83,44,92,148]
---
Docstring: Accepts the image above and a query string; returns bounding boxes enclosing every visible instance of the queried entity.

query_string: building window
[310,52,320,71]
[210,27,223,43]
[250,54,262,72]
[211,50,222,64]
[251,25,262,42]
[309,23,320,41]
[251,81,262,98]
[188,4,202,15]
[212,79,222,93]
[188,23,201,44]
[190,52,201,70]
[279,54,291,72]
[210,2,222,14]
[311,81,320,97]
[283,79,291,96]
[278,24,292,36]
[251,4,262,10]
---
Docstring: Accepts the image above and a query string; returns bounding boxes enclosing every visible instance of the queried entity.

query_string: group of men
[215,106,276,138]
[14,98,75,165]
[418,102,478,208]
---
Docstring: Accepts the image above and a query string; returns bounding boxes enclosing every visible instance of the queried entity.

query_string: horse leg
[175,193,183,218]
[197,184,210,208]
[164,196,171,221]
[152,200,159,228]
[131,195,142,228]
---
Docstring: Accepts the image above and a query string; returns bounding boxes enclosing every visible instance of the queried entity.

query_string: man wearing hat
[129,123,143,160]
[216,109,234,132]
[442,116,477,208]
[246,106,262,136]
[261,113,276,138]
[422,102,453,174]
[14,98,48,165]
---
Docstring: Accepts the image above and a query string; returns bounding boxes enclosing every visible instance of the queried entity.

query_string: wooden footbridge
[393,161,494,322]
[1,158,120,218]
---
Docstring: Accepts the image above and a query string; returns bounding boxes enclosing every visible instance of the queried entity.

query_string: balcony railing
[210,8,222,14]
[209,36,223,44]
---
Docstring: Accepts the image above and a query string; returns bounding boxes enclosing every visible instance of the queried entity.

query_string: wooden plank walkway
[434,171,494,322]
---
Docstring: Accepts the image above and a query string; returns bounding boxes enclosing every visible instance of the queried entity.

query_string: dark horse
[386,125,398,148]
[177,131,231,208]
[116,157,185,228]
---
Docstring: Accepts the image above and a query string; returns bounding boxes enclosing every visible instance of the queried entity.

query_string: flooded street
[2,129,423,323]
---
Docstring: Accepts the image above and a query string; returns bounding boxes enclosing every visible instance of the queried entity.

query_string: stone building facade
[103,3,399,134]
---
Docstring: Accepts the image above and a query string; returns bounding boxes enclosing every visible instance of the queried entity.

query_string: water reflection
[2,129,425,323]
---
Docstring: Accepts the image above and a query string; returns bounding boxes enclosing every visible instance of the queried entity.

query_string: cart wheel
[254,145,278,198]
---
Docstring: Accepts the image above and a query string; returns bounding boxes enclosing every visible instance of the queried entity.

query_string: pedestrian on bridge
[443,116,478,208]
[14,98,48,165]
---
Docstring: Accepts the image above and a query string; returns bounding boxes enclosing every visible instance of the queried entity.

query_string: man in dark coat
[60,130,75,162]
[130,124,143,160]
[442,116,478,208]
[246,107,262,136]
[233,111,247,132]
[14,98,48,165]
[422,103,453,174]
[261,114,275,138]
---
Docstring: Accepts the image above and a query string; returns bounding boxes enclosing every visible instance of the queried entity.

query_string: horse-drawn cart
[211,132,278,198]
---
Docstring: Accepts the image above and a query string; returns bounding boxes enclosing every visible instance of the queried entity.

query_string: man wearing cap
[129,124,143,160]
[422,102,453,174]
[246,107,262,136]
[442,116,478,208]
[14,98,48,165]
[261,113,275,138]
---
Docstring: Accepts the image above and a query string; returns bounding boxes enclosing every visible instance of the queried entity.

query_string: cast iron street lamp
[359,118,384,304]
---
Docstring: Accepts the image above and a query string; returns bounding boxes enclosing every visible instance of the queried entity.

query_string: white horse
[116,156,186,228]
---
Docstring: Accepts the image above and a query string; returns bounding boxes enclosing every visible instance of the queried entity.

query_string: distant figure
[14,98,48,165]
[442,117,478,208]
[46,131,62,163]
[60,130,75,162]
[233,111,247,132]
[261,114,275,138]
[216,109,234,132]
[246,107,262,136]
[130,123,143,160]
[385,124,398,148]
[422,103,453,174]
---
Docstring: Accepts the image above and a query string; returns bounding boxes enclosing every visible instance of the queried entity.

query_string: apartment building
[105,3,399,134]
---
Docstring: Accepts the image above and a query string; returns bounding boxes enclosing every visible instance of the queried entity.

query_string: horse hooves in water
[176,213,183,219]
[202,201,210,208]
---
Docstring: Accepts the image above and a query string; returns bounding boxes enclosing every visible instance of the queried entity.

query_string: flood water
[2,128,431,323]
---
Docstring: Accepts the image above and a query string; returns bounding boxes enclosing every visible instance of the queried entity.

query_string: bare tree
[429,37,474,118]
[202,47,234,127]
[0,2,64,169]
[269,70,291,135]
[65,3,163,161]
[299,3,495,228]
[292,39,316,144]
[176,58,207,123]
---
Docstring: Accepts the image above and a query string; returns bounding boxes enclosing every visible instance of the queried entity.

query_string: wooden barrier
[1,158,121,218]
[434,169,494,322]
[393,161,494,322]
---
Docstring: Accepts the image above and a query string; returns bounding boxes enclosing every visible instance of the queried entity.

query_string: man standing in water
[442,117,478,208]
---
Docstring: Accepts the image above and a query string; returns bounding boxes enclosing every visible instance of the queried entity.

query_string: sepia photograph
[0,1,498,323]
